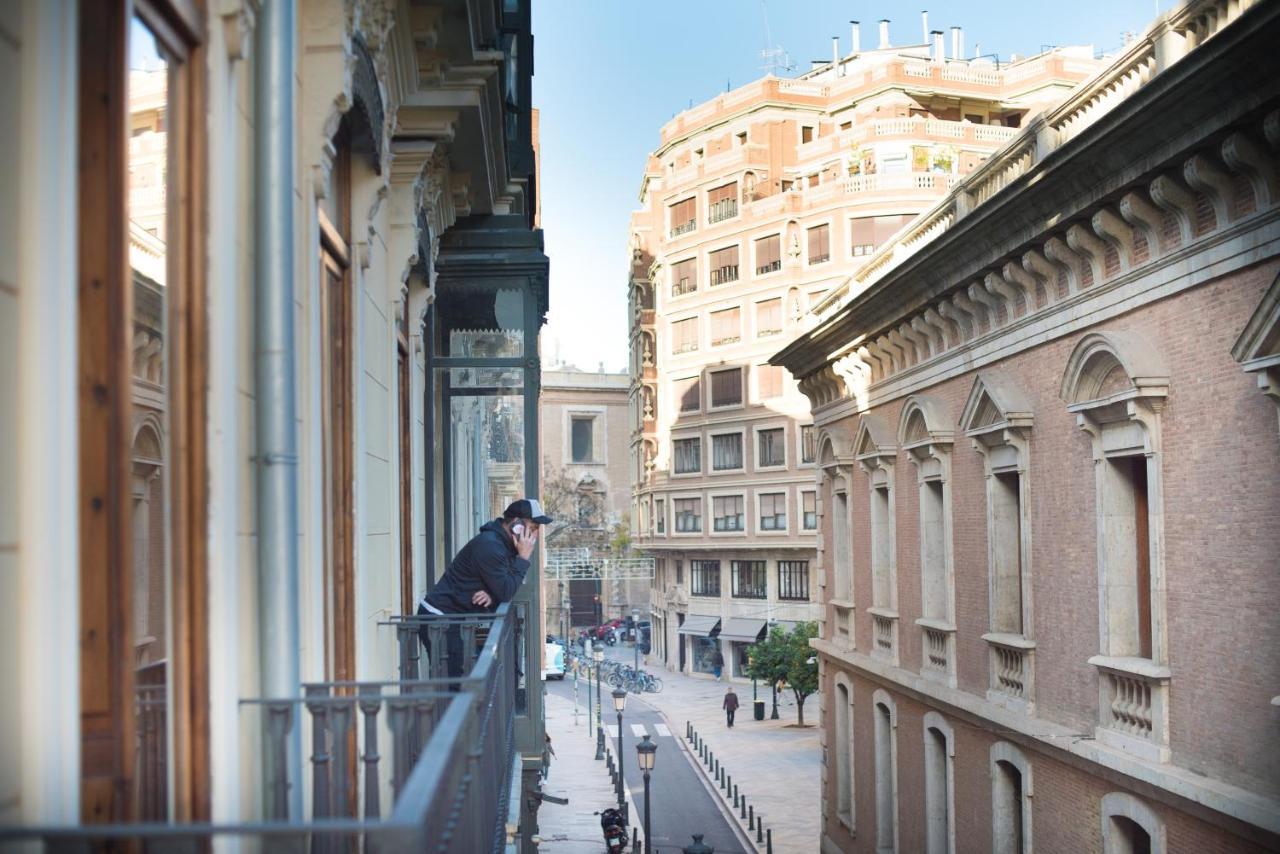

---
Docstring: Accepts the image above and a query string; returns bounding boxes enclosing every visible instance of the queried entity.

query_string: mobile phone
[512,523,525,536]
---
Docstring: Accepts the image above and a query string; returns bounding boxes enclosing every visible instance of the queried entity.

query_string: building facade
[628,16,1103,680]
[773,1,1280,851]
[0,0,549,849]
[539,367,649,634]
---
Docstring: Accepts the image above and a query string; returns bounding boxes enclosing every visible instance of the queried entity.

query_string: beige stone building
[0,0,550,848]
[773,0,1280,851]
[627,16,1103,680]
[539,367,648,634]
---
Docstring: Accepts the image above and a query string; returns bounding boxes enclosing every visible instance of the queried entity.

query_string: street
[546,675,751,853]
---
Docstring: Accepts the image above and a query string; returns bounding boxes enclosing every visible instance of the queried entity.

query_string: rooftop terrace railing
[1,606,519,854]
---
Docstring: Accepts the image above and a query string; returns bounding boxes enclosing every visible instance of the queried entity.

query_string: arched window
[856,416,898,664]
[1101,792,1165,854]
[899,396,956,685]
[872,689,899,852]
[922,712,955,854]
[961,372,1036,712]
[833,673,856,829]
[990,742,1033,854]
[819,430,856,646]
[1061,331,1171,762]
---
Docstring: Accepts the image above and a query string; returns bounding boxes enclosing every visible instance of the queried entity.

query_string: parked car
[543,638,566,680]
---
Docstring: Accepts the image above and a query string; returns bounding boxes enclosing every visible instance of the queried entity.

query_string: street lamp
[594,646,605,760]
[612,688,628,819]
[636,734,658,854]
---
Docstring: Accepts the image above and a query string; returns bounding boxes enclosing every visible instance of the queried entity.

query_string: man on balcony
[417,498,550,677]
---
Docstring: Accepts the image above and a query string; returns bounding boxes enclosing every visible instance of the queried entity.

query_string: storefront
[719,617,767,679]
[676,614,721,675]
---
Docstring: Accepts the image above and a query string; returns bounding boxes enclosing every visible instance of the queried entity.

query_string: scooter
[600,807,627,853]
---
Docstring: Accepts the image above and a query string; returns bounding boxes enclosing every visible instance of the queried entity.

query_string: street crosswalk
[607,722,674,739]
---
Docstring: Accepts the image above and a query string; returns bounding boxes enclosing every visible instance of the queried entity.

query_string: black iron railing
[1,605,520,853]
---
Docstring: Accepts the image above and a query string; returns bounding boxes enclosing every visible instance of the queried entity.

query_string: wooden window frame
[77,0,209,823]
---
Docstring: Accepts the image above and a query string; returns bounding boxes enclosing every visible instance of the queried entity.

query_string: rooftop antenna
[759,0,795,76]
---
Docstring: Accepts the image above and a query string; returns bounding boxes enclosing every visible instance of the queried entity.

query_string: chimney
[850,21,861,53]
[832,35,840,71]
[879,19,890,49]
[921,10,929,45]
[932,30,945,63]
[951,26,963,60]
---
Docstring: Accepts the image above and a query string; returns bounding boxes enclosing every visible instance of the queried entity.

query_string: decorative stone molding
[219,0,259,61]
[1062,331,1172,760]
[856,415,898,665]
[1232,271,1280,430]
[962,371,1036,709]
[899,395,957,687]
[990,742,1035,854]
[1101,791,1167,854]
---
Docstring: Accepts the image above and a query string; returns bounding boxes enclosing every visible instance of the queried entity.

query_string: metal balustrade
[2,606,519,853]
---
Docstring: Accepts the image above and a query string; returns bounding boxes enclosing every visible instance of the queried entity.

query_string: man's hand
[472,589,494,608]
[515,523,539,560]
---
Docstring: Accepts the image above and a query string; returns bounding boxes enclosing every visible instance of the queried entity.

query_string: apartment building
[628,16,1103,680]
[773,0,1280,851]
[0,1,548,849]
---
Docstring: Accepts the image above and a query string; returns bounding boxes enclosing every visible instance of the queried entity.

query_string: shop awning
[718,617,767,643]
[676,615,721,637]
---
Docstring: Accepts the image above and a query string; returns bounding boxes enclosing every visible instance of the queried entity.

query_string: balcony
[3,608,521,852]
[710,265,738,286]
[1088,655,1172,763]
[671,278,696,297]
[708,199,738,223]
[868,607,899,665]
[755,260,781,276]
[670,220,696,237]
[917,618,956,687]
[984,633,1036,713]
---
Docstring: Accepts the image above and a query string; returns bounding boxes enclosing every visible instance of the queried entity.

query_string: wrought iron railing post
[265,700,294,821]
[331,694,354,819]
[304,685,332,823]
[359,684,383,820]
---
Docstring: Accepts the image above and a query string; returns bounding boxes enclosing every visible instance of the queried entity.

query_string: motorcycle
[600,807,627,853]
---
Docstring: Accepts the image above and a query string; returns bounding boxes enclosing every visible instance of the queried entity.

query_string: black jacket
[424,519,530,613]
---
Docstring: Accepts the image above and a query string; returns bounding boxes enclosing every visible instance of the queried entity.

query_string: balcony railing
[708,199,738,223]
[709,265,738,286]
[1089,655,1171,762]
[755,260,781,276]
[671,278,696,297]
[670,220,696,237]
[3,607,520,853]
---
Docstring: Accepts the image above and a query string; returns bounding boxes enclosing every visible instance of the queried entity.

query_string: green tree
[777,621,819,726]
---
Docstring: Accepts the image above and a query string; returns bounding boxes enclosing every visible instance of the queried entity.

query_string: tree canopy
[743,621,819,725]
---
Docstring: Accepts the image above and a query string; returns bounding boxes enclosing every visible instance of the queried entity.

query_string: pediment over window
[960,372,1035,438]
[897,395,954,450]
[817,428,855,470]
[1232,273,1280,417]
[1060,330,1169,413]
[854,413,897,463]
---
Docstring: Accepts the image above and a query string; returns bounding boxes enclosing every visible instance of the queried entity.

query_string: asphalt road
[546,676,750,853]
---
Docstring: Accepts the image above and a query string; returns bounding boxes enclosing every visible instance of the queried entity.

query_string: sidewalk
[610,647,820,854]
[538,691,622,852]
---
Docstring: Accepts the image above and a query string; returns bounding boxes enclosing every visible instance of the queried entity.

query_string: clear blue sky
[532,0,1163,373]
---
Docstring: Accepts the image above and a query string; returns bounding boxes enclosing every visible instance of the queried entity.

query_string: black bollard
[748,805,754,830]
[740,795,746,819]
[767,827,774,853]
[757,818,763,844]
[733,782,739,808]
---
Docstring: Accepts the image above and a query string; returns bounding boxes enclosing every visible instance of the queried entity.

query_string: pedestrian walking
[416,498,550,676]
[723,686,739,728]
[711,646,725,681]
